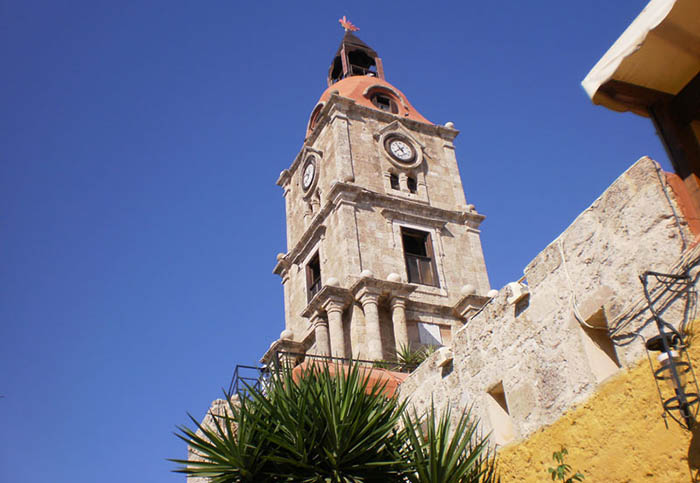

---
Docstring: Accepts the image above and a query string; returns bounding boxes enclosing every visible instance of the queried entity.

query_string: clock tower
[267,21,491,364]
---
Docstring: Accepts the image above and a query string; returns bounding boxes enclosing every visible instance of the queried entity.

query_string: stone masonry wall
[398,156,693,444]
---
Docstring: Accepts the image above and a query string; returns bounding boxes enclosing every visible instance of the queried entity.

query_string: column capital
[390,296,408,310]
[350,275,416,305]
[356,287,382,306]
[310,311,328,329]
[301,285,352,318]
[322,295,349,314]
[453,293,490,320]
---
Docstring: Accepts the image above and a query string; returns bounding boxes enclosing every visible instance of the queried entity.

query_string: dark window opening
[389,174,399,190]
[329,56,343,84]
[407,176,417,193]
[401,228,438,287]
[371,94,399,114]
[348,50,376,76]
[306,253,322,302]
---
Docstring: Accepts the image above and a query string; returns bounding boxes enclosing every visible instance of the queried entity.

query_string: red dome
[308,76,432,135]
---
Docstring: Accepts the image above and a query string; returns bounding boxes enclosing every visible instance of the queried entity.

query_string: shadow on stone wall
[689,425,700,482]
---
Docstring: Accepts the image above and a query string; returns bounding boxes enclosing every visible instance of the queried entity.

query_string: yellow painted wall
[497,339,700,482]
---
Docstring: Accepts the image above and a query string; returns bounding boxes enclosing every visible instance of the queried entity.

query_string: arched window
[370,92,399,113]
[307,103,324,133]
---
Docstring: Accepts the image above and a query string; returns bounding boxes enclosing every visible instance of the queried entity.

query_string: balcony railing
[225,352,419,399]
[226,364,270,399]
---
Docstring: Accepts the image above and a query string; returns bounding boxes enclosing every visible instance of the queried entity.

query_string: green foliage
[401,402,500,483]
[172,361,499,482]
[547,447,584,483]
[396,343,438,369]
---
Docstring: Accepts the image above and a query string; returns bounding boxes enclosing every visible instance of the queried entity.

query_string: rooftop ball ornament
[641,271,700,430]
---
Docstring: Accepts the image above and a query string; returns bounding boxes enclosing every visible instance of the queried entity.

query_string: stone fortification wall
[398,156,693,444]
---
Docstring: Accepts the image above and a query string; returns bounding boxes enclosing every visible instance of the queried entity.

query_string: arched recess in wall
[307,103,325,134]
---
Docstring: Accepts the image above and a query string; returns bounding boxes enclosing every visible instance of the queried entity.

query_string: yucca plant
[172,361,407,482]
[396,343,438,370]
[173,361,499,482]
[401,402,500,483]
[172,396,274,482]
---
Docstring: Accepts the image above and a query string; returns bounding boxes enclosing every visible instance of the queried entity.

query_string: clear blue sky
[1,1,669,482]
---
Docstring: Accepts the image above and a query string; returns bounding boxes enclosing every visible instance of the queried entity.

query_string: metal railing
[225,351,420,399]
[226,364,269,399]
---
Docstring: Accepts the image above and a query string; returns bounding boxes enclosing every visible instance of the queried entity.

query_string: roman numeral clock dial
[386,137,416,163]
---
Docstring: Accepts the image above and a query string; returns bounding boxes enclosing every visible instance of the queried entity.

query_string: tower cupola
[328,17,385,86]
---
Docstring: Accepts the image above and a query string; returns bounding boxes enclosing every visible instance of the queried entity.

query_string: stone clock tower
[266,25,491,364]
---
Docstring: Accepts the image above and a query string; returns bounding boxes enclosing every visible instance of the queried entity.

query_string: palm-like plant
[396,343,438,369]
[173,396,273,481]
[172,361,499,482]
[401,402,499,483]
[173,362,406,482]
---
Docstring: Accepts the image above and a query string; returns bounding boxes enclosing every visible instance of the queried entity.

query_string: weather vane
[339,16,359,32]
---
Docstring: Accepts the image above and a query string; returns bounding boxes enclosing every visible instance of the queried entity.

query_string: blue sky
[1,1,669,482]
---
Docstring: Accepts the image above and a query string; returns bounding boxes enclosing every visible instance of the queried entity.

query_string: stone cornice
[381,209,449,230]
[453,294,491,319]
[260,338,305,365]
[300,285,353,318]
[349,276,458,318]
[378,198,484,228]
[329,181,484,227]
[406,299,460,318]
[273,182,484,277]
[349,276,416,301]
[273,224,326,276]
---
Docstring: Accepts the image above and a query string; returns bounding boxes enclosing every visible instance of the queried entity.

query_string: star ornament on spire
[339,16,359,32]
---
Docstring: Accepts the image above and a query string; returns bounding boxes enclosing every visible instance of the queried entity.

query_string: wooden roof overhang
[582,0,699,115]
[582,0,700,208]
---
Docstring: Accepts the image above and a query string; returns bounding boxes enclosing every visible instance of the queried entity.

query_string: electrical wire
[653,161,687,251]
[557,237,608,331]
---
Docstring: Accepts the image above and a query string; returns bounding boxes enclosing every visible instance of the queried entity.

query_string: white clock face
[389,139,414,162]
[302,161,315,190]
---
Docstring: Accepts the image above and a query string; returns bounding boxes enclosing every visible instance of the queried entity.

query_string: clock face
[302,159,315,190]
[387,138,415,162]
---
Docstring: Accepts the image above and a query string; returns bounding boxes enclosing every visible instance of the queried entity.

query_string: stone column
[359,292,383,361]
[310,197,320,214]
[398,172,408,193]
[323,299,346,359]
[390,297,409,351]
[303,204,312,229]
[312,314,331,356]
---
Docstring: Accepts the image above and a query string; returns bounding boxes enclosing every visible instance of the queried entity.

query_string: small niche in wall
[486,382,515,445]
[514,294,529,317]
[580,308,620,383]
